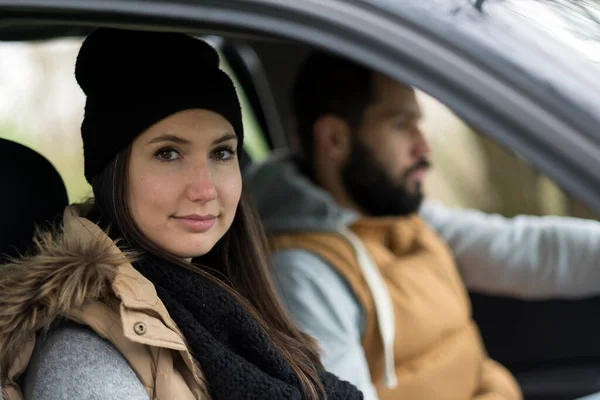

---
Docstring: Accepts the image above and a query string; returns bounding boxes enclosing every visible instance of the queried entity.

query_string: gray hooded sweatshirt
[244,151,600,400]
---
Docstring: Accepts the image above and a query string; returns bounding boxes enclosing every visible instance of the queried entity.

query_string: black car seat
[471,292,600,400]
[0,138,68,260]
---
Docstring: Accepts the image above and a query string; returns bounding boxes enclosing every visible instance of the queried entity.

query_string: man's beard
[341,137,429,217]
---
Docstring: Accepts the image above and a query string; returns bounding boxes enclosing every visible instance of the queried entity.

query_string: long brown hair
[90,147,326,399]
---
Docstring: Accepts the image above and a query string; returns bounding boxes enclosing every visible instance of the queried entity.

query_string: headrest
[0,138,68,259]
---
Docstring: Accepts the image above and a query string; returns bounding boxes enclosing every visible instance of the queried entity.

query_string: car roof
[361,0,600,129]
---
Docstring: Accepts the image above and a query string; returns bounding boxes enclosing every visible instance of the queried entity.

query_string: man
[244,52,600,400]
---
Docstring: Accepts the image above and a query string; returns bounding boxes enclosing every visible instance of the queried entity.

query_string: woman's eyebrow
[212,133,237,145]
[147,134,192,146]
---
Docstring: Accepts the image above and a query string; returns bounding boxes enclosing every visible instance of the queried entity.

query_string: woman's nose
[186,167,217,202]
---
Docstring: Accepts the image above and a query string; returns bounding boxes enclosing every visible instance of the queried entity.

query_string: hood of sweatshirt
[243,151,358,234]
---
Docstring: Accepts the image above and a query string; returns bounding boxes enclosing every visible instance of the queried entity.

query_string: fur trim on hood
[0,206,131,376]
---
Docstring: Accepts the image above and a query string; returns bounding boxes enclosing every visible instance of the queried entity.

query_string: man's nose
[412,129,432,158]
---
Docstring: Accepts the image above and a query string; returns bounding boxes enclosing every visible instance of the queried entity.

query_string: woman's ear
[313,115,352,164]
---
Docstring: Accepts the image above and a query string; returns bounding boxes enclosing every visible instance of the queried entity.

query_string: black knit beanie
[75,28,243,183]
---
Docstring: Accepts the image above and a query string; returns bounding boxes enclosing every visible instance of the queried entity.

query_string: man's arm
[272,249,379,400]
[420,200,600,299]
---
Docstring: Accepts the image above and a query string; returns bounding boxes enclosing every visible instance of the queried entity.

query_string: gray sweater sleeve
[272,249,379,400]
[24,321,149,400]
[420,200,600,299]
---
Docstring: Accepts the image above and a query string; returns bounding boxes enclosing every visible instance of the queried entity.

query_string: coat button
[134,322,147,335]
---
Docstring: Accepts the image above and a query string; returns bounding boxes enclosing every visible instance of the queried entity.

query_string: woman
[0,28,362,400]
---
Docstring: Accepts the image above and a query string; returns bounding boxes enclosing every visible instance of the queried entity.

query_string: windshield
[504,0,600,63]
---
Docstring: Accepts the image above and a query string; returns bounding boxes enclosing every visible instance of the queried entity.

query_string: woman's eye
[212,147,236,161]
[155,148,180,162]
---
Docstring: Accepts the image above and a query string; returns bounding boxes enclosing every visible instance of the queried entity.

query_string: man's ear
[313,115,352,163]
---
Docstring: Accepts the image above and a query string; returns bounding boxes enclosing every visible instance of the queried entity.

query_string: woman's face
[128,109,242,259]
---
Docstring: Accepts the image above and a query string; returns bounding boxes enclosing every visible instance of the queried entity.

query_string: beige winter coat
[0,205,209,399]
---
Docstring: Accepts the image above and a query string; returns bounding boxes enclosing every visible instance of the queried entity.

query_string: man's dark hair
[292,52,375,168]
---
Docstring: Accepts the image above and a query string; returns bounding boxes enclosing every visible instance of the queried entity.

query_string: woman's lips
[173,215,217,232]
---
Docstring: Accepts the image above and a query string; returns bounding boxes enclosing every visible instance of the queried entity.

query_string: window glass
[505,0,600,63]
[0,39,88,202]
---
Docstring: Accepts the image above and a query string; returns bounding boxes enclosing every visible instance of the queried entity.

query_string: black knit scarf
[133,253,363,400]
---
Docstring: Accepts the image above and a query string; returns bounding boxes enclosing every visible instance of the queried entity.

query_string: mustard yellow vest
[271,215,521,400]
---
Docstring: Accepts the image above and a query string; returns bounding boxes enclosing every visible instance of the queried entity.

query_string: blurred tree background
[419,91,597,219]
